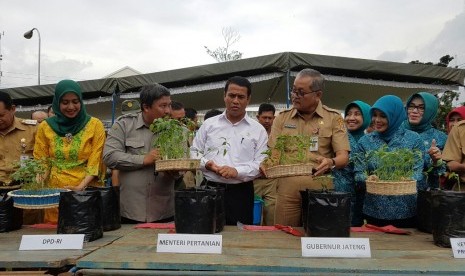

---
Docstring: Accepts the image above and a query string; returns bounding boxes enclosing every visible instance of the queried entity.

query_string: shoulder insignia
[116,113,138,121]
[322,105,342,114]
[21,119,37,125]
[279,109,292,114]
[336,116,346,132]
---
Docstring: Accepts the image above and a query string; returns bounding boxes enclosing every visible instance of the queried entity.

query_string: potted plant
[262,135,315,178]
[7,157,68,209]
[302,175,352,237]
[364,146,421,196]
[150,117,200,172]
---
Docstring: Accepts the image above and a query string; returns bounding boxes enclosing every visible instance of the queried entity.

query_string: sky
[0,0,464,89]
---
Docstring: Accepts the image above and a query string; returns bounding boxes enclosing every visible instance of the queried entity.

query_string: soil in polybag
[57,190,103,242]
[306,190,351,237]
[86,186,120,231]
[202,186,225,233]
[175,188,216,234]
[432,190,465,247]
[0,193,22,232]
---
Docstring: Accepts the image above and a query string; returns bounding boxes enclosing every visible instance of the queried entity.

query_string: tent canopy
[2,52,464,119]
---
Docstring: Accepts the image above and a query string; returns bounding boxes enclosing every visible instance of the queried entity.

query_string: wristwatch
[330,158,336,170]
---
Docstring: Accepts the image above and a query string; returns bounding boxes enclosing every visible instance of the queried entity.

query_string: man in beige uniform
[442,120,465,187]
[103,84,179,223]
[0,91,42,225]
[269,69,350,226]
[254,103,277,225]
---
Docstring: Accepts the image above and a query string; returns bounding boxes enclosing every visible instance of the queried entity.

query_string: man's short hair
[225,76,252,97]
[296,68,325,92]
[171,101,184,111]
[185,108,197,120]
[258,103,276,115]
[0,91,13,109]
[204,109,223,120]
[139,84,170,110]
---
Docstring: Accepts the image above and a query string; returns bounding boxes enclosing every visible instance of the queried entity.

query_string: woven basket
[264,164,312,179]
[7,188,68,209]
[155,159,201,172]
[366,180,417,196]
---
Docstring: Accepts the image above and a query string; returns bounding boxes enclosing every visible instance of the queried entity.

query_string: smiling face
[345,106,363,132]
[224,83,250,123]
[59,93,81,119]
[372,109,388,133]
[407,97,424,125]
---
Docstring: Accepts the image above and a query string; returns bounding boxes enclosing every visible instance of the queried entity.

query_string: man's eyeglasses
[407,104,425,113]
[290,88,320,97]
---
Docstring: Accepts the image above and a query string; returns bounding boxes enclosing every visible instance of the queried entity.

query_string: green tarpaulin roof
[2,52,464,118]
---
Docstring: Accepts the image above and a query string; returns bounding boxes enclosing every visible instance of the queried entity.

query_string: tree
[204,27,243,62]
[409,55,461,132]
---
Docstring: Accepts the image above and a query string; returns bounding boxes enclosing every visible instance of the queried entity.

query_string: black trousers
[203,179,254,225]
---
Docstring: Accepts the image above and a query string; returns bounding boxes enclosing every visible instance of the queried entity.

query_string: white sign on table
[157,233,222,254]
[19,234,85,250]
[450,238,465,258]
[301,237,371,258]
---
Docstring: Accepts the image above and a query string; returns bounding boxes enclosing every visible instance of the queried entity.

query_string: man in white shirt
[191,76,268,225]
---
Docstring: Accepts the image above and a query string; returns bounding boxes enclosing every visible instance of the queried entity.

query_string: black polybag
[417,189,438,233]
[306,190,351,237]
[299,190,308,231]
[175,188,216,234]
[432,190,465,247]
[57,190,103,242]
[203,186,225,233]
[0,193,22,232]
[86,186,120,231]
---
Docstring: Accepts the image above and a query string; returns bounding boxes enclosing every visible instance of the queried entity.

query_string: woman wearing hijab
[445,106,465,134]
[353,95,424,228]
[401,92,447,189]
[34,79,106,223]
[332,100,371,226]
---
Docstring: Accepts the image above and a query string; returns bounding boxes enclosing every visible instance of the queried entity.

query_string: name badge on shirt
[284,124,297,129]
[309,136,318,152]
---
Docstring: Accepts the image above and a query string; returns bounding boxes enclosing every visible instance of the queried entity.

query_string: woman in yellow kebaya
[34,79,105,223]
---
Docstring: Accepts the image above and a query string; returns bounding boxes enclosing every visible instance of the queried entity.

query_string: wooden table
[0,225,132,272]
[75,226,465,275]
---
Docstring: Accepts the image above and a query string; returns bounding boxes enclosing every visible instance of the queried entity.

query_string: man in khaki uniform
[104,85,179,223]
[0,91,43,225]
[110,99,141,187]
[442,120,465,187]
[254,103,277,225]
[269,69,350,226]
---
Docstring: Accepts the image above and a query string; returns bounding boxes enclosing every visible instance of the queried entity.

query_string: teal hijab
[45,79,91,137]
[344,100,371,141]
[370,95,406,142]
[402,92,438,132]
